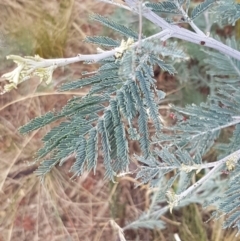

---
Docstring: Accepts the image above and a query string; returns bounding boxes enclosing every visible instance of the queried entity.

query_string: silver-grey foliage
[18,0,240,236]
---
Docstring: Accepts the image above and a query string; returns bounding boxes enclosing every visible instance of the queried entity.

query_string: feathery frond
[191,0,216,20]
[90,14,139,39]
[145,1,182,14]
[213,1,240,26]
[84,36,120,47]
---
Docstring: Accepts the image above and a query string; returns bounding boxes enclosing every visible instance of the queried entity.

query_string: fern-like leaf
[35,159,59,181]
[19,112,59,134]
[191,0,216,20]
[145,2,182,14]
[136,69,162,132]
[87,127,98,173]
[213,2,240,26]
[70,137,87,177]
[217,124,240,157]
[84,36,120,47]
[90,14,138,39]
[98,118,116,180]
[203,38,240,83]
[129,81,150,157]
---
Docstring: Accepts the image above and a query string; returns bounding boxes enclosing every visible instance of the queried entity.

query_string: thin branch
[190,119,240,140]
[2,30,170,70]
[125,0,240,61]
[167,149,240,211]
[152,118,240,145]
[178,149,240,200]
[143,160,228,173]
[175,0,206,36]
[37,30,171,68]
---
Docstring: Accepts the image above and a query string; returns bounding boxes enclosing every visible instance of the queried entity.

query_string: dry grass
[1,0,240,241]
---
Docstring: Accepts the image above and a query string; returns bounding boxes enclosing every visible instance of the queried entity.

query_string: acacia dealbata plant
[3,0,240,236]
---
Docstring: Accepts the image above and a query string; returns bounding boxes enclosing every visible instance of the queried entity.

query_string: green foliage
[90,14,139,40]
[145,2,182,14]
[204,38,240,79]
[20,23,184,182]
[213,1,240,26]
[191,0,215,20]
[84,36,120,47]
[17,0,240,237]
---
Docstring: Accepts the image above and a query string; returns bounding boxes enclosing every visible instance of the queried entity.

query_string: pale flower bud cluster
[114,38,134,59]
[226,154,239,171]
[165,190,180,214]
[1,55,57,94]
